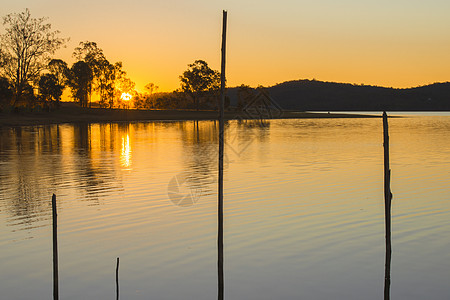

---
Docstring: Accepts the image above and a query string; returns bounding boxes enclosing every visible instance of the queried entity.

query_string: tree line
[0,9,225,112]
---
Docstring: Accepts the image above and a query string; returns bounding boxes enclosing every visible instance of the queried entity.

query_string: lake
[1,113,449,299]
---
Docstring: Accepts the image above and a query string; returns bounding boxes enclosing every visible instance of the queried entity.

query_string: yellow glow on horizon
[15,0,449,93]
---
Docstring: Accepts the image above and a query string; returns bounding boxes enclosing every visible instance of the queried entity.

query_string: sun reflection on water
[121,134,132,169]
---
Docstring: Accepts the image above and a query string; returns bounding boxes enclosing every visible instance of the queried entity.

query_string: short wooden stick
[116,257,120,300]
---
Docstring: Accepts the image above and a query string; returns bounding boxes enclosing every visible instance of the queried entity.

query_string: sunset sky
[3,0,450,92]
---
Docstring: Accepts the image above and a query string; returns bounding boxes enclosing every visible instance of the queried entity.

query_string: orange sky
[3,0,450,92]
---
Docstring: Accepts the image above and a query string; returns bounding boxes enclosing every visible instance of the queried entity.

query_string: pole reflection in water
[383,112,392,300]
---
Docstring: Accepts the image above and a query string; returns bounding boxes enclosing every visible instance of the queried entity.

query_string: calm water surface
[1,115,449,299]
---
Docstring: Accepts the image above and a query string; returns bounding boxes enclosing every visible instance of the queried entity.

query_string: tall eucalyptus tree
[0,9,67,106]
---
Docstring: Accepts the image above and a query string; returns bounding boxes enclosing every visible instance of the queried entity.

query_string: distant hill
[228,80,450,111]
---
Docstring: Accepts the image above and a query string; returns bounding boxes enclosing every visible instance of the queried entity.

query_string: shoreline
[0,107,380,127]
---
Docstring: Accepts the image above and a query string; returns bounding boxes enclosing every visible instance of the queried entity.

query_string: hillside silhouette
[229,80,450,111]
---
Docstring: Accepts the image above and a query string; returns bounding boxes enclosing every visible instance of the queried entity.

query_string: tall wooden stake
[218,9,227,300]
[383,112,392,300]
[52,194,59,300]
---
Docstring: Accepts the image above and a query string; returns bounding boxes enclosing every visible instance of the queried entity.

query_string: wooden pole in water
[52,194,59,300]
[383,111,392,300]
[116,257,120,300]
[218,9,227,300]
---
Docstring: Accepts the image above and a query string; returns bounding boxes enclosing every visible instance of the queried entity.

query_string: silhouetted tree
[67,61,93,107]
[48,59,68,85]
[18,83,36,109]
[237,84,254,110]
[107,62,126,108]
[114,75,135,108]
[94,58,115,107]
[145,82,159,95]
[179,60,220,110]
[48,59,68,108]
[0,9,67,107]
[0,77,13,110]
[132,92,146,109]
[73,41,106,107]
[38,73,63,108]
[73,41,103,63]
[72,42,133,108]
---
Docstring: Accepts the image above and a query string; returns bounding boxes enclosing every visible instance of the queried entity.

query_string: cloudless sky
[2,0,450,92]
